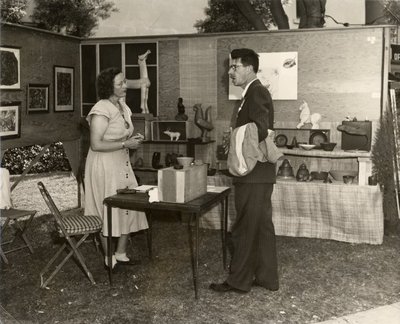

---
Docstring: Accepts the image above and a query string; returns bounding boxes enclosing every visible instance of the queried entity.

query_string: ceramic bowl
[320,142,337,151]
[299,144,316,150]
[177,157,194,167]
[329,170,358,182]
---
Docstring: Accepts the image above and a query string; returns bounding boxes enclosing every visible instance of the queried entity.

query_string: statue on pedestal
[126,50,151,114]
[175,97,188,121]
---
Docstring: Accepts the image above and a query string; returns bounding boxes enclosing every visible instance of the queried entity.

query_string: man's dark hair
[96,67,121,99]
[230,48,259,73]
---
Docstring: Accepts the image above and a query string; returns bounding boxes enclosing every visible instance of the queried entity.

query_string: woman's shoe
[104,255,117,269]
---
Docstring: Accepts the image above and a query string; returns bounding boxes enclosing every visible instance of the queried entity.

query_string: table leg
[107,205,113,286]
[221,197,227,270]
[194,212,200,299]
[145,210,152,259]
[16,213,35,253]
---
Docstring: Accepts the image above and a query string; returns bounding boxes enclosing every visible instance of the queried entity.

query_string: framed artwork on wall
[0,46,21,90]
[0,102,21,139]
[54,66,74,112]
[27,84,49,113]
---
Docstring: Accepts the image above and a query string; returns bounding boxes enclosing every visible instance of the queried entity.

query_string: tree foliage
[1,0,28,23]
[31,0,118,37]
[382,0,400,25]
[194,0,275,33]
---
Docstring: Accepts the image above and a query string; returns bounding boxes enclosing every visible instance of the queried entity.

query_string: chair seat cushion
[61,215,102,235]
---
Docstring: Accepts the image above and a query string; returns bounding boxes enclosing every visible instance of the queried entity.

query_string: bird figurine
[193,103,214,142]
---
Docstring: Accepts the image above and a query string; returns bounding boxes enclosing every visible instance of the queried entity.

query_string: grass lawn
[1,172,399,323]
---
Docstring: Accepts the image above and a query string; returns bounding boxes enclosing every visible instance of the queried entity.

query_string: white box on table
[158,164,207,203]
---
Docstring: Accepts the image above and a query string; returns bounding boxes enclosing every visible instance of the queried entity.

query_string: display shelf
[141,140,215,158]
[274,128,331,147]
[279,147,371,158]
[279,147,372,185]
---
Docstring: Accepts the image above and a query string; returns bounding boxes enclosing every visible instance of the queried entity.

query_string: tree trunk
[270,0,290,29]
[297,0,327,28]
[231,0,268,30]
[231,0,289,30]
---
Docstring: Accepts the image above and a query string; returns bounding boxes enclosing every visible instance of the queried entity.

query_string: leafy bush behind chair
[1,142,71,175]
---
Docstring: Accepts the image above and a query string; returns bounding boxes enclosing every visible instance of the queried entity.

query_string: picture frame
[0,46,21,90]
[54,66,74,112]
[0,102,21,139]
[27,84,49,113]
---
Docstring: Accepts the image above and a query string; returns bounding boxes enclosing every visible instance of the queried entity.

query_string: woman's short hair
[96,67,121,99]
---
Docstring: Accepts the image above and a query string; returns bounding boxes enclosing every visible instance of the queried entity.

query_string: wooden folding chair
[0,208,36,264]
[37,181,102,288]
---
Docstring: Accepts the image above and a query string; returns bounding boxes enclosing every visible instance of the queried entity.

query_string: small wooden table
[103,187,231,299]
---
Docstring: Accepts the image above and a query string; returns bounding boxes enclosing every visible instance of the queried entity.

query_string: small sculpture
[163,129,181,141]
[296,100,322,129]
[193,103,214,142]
[175,97,188,121]
[296,163,311,182]
[126,50,151,114]
[277,159,294,178]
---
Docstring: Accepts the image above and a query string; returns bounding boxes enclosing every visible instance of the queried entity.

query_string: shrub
[1,142,71,175]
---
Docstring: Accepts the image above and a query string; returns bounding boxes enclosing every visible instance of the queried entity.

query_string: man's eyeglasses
[229,64,244,71]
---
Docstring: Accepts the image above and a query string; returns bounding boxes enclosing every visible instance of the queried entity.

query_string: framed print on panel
[54,66,74,112]
[0,102,21,139]
[0,46,21,90]
[27,84,49,113]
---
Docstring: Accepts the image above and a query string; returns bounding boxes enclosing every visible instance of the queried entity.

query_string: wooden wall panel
[1,24,81,150]
[158,40,180,119]
[179,38,218,139]
[217,28,384,124]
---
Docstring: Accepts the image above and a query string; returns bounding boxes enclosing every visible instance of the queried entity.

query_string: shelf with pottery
[138,140,215,161]
[202,173,383,245]
[277,147,372,186]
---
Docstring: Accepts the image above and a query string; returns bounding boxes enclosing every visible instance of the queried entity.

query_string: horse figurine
[296,100,322,129]
[163,129,181,141]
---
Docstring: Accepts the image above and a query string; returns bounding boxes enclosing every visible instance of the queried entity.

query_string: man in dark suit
[210,48,279,293]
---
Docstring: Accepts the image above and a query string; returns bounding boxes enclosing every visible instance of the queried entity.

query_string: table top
[104,188,231,214]
[279,147,371,158]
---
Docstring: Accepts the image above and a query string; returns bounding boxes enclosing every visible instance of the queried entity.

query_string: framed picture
[0,102,21,139]
[0,46,21,90]
[54,66,74,112]
[27,84,49,113]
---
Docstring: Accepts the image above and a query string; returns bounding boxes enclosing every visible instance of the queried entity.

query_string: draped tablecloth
[204,174,384,245]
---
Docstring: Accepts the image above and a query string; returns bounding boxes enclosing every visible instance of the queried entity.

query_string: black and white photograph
[1,1,400,324]
[54,66,74,112]
[27,84,49,113]
[0,102,20,138]
[0,46,20,90]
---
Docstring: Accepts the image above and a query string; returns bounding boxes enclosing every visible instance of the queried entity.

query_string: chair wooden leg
[40,234,96,288]
[0,248,9,264]
[66,235,96,285]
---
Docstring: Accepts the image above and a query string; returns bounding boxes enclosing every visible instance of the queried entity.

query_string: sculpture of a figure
[175,97,188,121]
[193,103,213,142]
[126,50,151,114]
[296,100,321,129]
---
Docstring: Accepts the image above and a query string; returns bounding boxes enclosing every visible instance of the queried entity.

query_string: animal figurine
[193,103,214,142]
[296,100,322,129]
[163,129,181,141]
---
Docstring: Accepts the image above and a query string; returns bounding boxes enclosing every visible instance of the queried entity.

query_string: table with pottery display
[203,170,384,245]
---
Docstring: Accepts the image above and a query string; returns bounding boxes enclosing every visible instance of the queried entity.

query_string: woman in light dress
[84,67,148,269]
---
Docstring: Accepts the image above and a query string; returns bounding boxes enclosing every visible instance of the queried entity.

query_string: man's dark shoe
[252,280,279,291]
[116,259,142,266]
[209,281,247,294]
